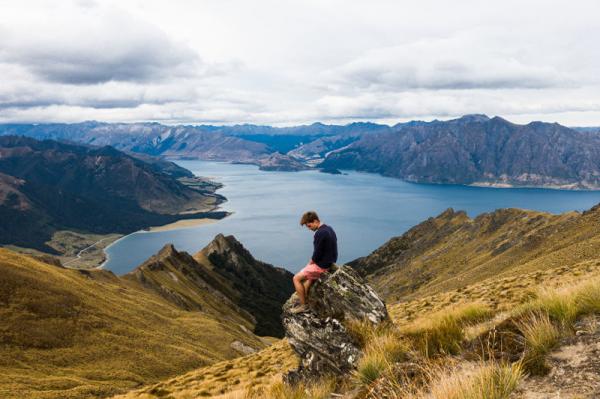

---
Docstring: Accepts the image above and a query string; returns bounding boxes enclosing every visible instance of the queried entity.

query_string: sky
[0,0,599,126]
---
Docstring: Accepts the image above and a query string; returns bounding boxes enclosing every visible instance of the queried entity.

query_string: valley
[0,136,228,265]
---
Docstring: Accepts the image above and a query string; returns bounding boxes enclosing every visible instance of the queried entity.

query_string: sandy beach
[147,217,219,232]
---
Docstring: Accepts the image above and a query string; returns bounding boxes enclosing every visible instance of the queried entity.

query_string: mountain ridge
[0,135,224,252]
[319,115,600,189]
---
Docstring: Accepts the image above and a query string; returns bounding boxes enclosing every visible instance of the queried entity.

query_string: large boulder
[282,265,389,383]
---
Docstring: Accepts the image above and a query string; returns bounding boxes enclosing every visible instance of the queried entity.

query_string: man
[290,211,338,314]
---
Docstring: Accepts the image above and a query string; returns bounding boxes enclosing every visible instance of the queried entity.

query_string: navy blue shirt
[312,224,338,269]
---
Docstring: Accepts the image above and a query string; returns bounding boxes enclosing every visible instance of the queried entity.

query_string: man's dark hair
[300,211,320,226]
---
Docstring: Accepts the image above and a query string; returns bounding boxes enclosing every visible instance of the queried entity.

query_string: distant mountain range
[2,115,600,189]
[320,115,600,189]
[0,121,391,168]
[0,136,224,252]
[0,121,387,163]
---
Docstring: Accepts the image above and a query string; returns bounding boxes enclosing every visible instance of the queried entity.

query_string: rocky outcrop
[282,265,389,383]
[126,244,234,312]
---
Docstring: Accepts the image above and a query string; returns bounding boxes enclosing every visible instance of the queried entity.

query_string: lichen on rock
[281,265,389,383]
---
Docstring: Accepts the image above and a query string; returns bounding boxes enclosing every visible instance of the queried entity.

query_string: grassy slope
[356,206,600,301]
[115,256,600,399]
[113,341,298,399]
[0,249,265,399]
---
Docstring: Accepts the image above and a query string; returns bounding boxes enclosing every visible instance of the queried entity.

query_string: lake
[103,161,600,275]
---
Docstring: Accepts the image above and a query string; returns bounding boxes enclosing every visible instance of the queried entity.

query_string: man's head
[300,211,321,231]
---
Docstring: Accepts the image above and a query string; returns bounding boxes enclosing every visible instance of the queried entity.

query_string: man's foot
[289,304,310,314]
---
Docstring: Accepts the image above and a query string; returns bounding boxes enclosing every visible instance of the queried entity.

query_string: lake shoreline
[146,217,219,232]
[102,161,600,275]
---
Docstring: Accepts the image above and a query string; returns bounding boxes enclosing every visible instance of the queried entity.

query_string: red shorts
[299,261,328,281]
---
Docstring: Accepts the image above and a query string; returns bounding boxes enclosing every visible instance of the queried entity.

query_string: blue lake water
[103,161,600,275]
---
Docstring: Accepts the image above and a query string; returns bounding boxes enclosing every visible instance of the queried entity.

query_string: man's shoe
[289,304,309,314]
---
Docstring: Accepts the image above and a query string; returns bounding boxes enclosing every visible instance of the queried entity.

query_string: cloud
[0,1,245,115]
[310,89,600,126]
[0,0,599,126]
[0,5,203,85]
[322,32,571,92]
[0,62,202,109]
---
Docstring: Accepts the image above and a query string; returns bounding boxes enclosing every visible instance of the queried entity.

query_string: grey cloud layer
[0,0,599,125]
[0,9,200,85]
[324,33,571,92]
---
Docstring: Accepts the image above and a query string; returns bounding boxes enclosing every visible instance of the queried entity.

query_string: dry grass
[0,248,265,399]
[511,278,600,374]
[516,288,578,327]
[371,360,523,399]
[574,278,600,316]
[354,328,410,385]
[424,362,523,399]
[403,303,493,357]
[115,264,600,399]
[115,340,298,399]
[344,318,377,348]
[517,312,560,375]
[215,377,337,399]
[257,378,336,399]
[356,346,389,386]
[369,207,592,303]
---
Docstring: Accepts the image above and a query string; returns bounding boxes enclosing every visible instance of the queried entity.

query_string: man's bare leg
[302,279,314,303]
[293,273,307,305]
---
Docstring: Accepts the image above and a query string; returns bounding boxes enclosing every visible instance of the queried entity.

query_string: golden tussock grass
[516,312,560,375]
[116,264,600,399]
[403,303,493,357]
[0,248,265,399]
[512,277,600,374]
[352,321,411,386]
[115,340,298,399]
[416,362,523,399]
